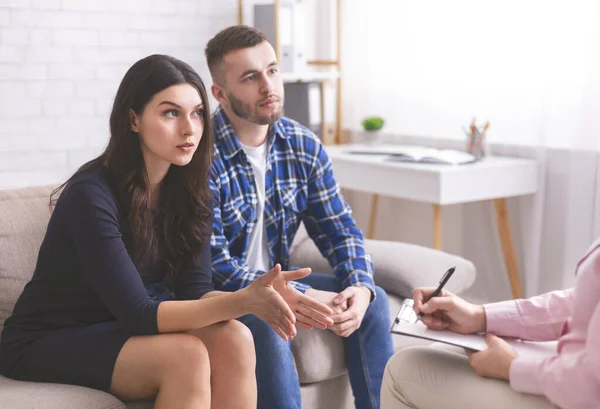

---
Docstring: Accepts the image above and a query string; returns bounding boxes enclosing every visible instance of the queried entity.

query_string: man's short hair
[205,25,268,84]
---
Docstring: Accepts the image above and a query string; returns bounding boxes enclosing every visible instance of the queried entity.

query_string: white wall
[0,0,237,189]
[341,0,600,151]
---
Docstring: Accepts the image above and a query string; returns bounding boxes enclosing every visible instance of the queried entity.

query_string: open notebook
[391,299,557,359]
[348,145,477,166]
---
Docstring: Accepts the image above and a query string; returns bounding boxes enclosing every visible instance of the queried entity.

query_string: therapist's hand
[412,287,486,334]
[467,334,517,381]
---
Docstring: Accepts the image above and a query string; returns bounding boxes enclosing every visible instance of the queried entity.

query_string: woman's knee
[164,333,211,380]
[187,320,255,382]
[111,334,210,400]
[213,320,255,354]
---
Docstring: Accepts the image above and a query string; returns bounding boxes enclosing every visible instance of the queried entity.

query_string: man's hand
[328,286,372,337]
[271,267,334,330]
[467,334,517,381]
[305,288,349,314]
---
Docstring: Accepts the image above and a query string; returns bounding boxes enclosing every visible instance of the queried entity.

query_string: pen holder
[466,132,488,159]
[464,119,490,160]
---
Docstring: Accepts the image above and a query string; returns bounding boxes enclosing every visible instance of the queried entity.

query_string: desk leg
[367,194,379,239]
[433,204,442,250]
[493,198,523,299]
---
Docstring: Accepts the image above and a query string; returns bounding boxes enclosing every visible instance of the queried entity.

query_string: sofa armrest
[290,231,476,299]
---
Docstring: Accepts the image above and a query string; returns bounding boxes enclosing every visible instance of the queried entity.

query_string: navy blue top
[1,165,213,350]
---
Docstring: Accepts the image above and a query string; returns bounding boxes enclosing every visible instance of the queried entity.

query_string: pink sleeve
[508,301,600,408]
[484,289,573,341]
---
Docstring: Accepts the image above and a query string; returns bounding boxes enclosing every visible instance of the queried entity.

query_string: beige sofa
[0,185,476,409]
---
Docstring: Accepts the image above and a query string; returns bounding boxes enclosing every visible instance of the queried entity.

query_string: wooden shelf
[308,60,339,66]
[281,71,340,83]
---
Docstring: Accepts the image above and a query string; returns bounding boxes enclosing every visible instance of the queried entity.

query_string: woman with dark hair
[0,55,300,409]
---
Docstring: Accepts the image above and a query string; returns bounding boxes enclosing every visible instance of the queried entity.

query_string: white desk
[325,144,539,299]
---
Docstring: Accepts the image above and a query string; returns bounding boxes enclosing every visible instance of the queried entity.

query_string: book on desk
[347,145,477,166]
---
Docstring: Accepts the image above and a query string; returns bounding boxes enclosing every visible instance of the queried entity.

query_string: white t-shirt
[240,141,271,273]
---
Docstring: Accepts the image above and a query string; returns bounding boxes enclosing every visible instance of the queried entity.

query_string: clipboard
[390,299,558,359]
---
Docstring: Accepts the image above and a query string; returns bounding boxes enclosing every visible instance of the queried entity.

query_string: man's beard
[227,92,284,125]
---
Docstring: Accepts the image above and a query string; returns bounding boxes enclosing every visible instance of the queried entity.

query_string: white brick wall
[0,0,237,189]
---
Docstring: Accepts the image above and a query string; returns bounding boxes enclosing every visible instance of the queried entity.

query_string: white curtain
[339,0,600,301]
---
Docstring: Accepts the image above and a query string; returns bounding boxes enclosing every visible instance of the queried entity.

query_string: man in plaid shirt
[205,26,394,409]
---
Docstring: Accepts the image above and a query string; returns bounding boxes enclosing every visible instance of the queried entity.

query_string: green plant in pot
[362,116,385,131]
[361,116,384,143]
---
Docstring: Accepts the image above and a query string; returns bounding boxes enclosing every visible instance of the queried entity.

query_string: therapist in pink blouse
[380,240,600,409]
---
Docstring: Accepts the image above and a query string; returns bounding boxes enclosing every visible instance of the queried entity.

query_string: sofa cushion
[0,186,54,335]
[291,293,431,384]
[0,375,126,409]
[300,373,353,408]
[291,324,347,384]
[290,223,476,299]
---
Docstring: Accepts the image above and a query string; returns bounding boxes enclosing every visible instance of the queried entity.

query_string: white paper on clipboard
[391,299,557,359]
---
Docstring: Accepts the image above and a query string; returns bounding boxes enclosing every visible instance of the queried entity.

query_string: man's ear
[129,109,140,133]
[211,84,227,106]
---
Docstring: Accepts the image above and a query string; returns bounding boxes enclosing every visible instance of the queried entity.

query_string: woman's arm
[200,291,229,299]
[485,289,574,341]
[160,267,297,337]
[413,287,572,341]
[67,180,295,338]
[509,300,600,409]
[157,290,249,332]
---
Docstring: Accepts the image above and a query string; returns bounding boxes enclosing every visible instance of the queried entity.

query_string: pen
[418,266,456,318]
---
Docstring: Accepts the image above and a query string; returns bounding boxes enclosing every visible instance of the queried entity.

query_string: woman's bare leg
[110,333,211,409]
[189,320,256,409]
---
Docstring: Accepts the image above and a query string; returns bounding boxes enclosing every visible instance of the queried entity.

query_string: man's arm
[303,140,375,296]
[210,154,333,329]
[209,160,309,294]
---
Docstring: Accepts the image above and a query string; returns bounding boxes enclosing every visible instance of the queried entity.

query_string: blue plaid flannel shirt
[209,106,375,295]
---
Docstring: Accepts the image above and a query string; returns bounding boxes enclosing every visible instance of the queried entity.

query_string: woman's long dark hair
[51,54,214,279]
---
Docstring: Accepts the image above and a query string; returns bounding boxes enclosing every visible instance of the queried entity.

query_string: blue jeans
[238,273,394,409]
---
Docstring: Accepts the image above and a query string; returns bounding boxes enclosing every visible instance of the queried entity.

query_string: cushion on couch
[291,324,347,384]
[0,186,54,334]
[0,376,126,409]
[290,224,476,298]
